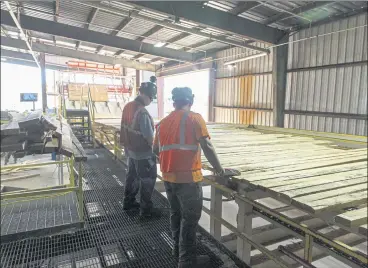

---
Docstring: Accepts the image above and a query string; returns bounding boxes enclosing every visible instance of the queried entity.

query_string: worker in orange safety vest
[120,81,158,219]
[154,87,233,267]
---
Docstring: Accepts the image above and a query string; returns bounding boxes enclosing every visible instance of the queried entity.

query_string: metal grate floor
[1,148,247,268]
[1,192,81,242]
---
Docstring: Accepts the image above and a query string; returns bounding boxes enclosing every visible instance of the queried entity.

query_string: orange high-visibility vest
[157,110,206,183]
[120,99,154,152]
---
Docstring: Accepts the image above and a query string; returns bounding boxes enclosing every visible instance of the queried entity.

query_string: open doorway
[163,70,210,121]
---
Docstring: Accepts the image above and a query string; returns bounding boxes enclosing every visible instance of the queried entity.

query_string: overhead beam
[128,1,285,44]
[1,10,193,62]
[262,1,331,25]
[53,0,59,44]
[1,37,157,71]
[76,1,269,53]
[1,52,69,71]
[229,2,260,16]
[115,25,164,56]
[292,7,368,32]
[76,7,99,50]
[3,1,40,68]
[96,16,133,54]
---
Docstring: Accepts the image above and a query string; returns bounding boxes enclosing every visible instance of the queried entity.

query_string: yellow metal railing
[1,156,84,222]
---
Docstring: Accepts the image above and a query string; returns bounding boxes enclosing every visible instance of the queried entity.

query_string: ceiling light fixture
[154,42,166,48]
[224,52,268,66]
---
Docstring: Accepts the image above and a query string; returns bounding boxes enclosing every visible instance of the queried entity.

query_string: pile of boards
[1,110,86,161]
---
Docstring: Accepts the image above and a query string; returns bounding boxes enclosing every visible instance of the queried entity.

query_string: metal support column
[208,67,216,122]
[303,223,314,264]
[39,52,47,112]
[272,35,288,127]
[210,185,222,240]
[236,199,253,265]
[135,69,141,96]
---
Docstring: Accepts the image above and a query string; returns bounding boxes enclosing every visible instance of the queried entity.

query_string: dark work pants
[164,181,203,263]
[123,156,157,213]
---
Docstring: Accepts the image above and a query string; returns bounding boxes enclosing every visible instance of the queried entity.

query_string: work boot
[178,255,210,268]
[139,208,161,219]
[123,201,140,210]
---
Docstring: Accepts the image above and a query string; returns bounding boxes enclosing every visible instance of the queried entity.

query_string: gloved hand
[216,168,241,177]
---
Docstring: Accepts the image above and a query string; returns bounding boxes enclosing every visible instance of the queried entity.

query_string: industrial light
[227,64,236,70]
[224,52,268,66]
[154,42,166,48]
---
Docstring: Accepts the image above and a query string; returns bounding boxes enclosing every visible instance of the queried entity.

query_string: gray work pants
[164,181,203,263]
[123,156,157,213]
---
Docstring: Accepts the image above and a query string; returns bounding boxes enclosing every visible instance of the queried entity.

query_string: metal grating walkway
[1,148,247,268]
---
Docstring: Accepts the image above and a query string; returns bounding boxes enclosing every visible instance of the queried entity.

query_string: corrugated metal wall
[214,43,274,126]
[285,13,368,136]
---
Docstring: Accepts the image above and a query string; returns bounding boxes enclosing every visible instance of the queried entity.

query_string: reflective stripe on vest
[159,111,199,152]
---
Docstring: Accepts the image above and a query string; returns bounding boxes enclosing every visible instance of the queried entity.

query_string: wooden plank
[1,141,26,152]
[248,162,366,185]
[40,115,58,131]
[292,190,367,214]
[235,155,367,180]
[335,207,368,228]
[294,184,367,203]
[263,168,367,191]
[1,121,20,135]
[71,132,87,162]
[279,177,367,202]
[18,110,42,129]
[359,224,367,237]
[59,119,73,158]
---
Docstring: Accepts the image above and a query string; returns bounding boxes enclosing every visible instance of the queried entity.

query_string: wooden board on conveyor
[335,207,367,228]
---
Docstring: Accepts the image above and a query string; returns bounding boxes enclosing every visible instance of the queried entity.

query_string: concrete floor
[1,153,70,191]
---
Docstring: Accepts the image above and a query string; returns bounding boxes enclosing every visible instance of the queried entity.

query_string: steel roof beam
[1,10,194,62]
[115,25,164,57]
[3,1,40,68]
[95,16,133,54]
[1,37,157,71]
[76,7,99,50]
[53,0,59,44]
[262,2,331,26]
[229,2,260,16]
[127,1,285,44]
[75,1,269,53]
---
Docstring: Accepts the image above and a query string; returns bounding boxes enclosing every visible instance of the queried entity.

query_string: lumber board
[279,177,367,201]
[234,155,367,178]
[1,132,27,144]
[294,184,367,203]
[27,142,45,153]
[247,162,366,185]
[71,132,87,162]
[1,121,20,135]
[359,224,367,237]
[59,119,73,158]
[1,141,26,152]
[261,168,367,190]
[40,115,58,131]
[18,110,42,129]
[335,207,367,228]
[292,190,367,213]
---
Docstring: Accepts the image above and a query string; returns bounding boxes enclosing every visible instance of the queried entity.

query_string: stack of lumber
[0,110,87,161]
[202,125,367,232]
